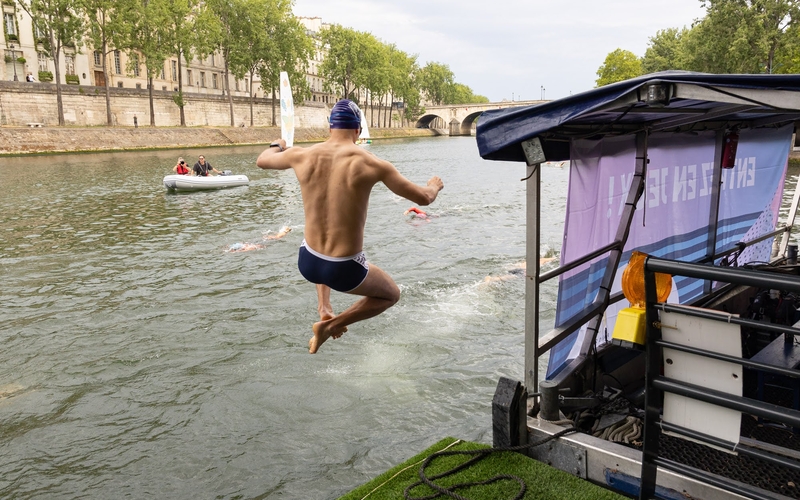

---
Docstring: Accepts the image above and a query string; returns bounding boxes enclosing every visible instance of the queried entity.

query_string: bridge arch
[458,111,483,136]
[415,113,447,129]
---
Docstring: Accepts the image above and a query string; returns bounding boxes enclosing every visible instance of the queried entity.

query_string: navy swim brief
[298,240,370,292]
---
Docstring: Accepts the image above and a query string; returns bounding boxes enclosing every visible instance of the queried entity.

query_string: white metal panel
[661,309,742,447]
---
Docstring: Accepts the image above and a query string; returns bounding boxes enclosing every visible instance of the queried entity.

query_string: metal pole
[525,162,541,407]
[704,130,725,294]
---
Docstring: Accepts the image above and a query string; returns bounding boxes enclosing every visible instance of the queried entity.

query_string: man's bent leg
[316,284,345,339]
[309,264,400,354]
[317,284,333,320]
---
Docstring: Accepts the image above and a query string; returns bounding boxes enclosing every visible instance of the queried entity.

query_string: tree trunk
[271,84,276,126]
[51,33,65,126]
[178,48,186,126]
[249,68,254,127]
[148,75,155,126]
[103,39,112,126]
[224,52,234,126]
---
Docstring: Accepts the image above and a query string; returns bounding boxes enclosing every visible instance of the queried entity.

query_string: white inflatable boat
[163,173,249,192]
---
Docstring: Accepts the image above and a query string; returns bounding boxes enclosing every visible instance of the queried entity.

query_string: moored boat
[477,72,800,500]
[163,173,249,192]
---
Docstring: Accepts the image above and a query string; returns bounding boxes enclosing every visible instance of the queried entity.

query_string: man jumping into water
[256,99,444,354]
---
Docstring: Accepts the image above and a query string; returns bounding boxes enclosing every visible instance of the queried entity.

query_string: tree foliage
[596,49,643,87]
[609,0,800,82]
[417,62,454,105]
[641,27,688,73]
[17,0,85,125]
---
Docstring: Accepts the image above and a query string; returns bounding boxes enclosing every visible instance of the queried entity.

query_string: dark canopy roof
[476,72,800,163]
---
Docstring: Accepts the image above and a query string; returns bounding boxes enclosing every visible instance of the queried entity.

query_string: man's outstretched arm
[256,139,296,170]
[380,159,443,206]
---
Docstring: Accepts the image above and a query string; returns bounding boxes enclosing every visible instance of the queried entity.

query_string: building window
[117,81,123,88]
[171,60,177,81]
[132,54,140,77]
[235,79,239,91]
[135,83,141,89]
[162,85,166,90]
[186,69,192,86]
[200,71,205,87]
[210,53,215,66]
[34,24,45,41]
[64,54,75,75]
[93,50,101,66]
[114,50,121,74]
[38,52,48,72]
[160,66,165,80]
[212,73,218,89]
[4,13,16,36]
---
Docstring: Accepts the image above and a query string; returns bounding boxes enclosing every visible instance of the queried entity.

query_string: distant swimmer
[483,258,558,283]
[257,99,444,354]
[226,226,292,253]
[265,226,292,240]
[404,207,428,219]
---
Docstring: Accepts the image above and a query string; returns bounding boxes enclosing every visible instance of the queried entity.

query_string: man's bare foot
[320,312,346,339]
[310,320,347,354]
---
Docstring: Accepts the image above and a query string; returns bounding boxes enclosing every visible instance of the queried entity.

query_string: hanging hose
[403,427,577,500]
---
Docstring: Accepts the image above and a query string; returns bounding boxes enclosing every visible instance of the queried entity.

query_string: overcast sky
[291,0,707,102]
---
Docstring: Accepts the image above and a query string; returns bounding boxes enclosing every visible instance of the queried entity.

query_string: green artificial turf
[339,437,627,500]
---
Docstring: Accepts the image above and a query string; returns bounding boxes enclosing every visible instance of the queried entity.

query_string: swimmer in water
[483,258,558,283]
[226,226,292,253]
[404,207,428,219]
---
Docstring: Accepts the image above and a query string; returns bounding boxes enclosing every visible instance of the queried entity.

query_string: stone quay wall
[0,81,436,154]
[0,81,330,128]
[0,125,437,155]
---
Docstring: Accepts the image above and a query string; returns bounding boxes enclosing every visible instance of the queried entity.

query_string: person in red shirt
[173,157,191,175]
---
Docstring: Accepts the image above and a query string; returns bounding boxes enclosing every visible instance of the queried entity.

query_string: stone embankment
[0,126,437,155]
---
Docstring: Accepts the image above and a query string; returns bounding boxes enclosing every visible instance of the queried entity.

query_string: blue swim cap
[329,99,362,129]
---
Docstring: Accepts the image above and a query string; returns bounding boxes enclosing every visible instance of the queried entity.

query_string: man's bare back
[256,99,443,353]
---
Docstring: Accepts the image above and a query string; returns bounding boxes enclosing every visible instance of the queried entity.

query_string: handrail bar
[655,302,800,338]
[538,240,621,283]
[646,256,800,293]
[652,377,800,428]
[656,339,800,378]
[699,226,790,264]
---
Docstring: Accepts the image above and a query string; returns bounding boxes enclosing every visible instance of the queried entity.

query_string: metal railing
[638,256,800,500]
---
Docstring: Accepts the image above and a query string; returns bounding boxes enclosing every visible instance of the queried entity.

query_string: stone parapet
[0,81,331,128]
[0,126,436,155]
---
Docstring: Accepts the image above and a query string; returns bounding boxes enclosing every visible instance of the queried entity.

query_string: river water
[0,136,571,499]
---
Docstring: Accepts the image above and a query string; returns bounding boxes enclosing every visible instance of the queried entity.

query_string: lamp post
[9,43,18,81]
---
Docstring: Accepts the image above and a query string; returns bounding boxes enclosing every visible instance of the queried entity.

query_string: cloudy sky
[291,0,707,102]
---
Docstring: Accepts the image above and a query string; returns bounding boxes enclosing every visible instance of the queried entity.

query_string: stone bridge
[415,100,544,136]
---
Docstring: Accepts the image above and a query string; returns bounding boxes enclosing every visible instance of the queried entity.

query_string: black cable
[403,427,578,500]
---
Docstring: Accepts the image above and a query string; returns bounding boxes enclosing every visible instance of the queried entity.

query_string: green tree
[83,0,134,126]
[448,83,488,104]
[122,0,171,126]
[319,24,369,100]
[17,0,85,125]
[642,27,689,73]
[226,0,271,126]
[683,0,799,74]
[162,0,201,126]
[386,46,419,126]
[595,49,642,87]
[361,35,389,128]
[203,0,238,125]
[417,61,454,105]
[254,1,312,126]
